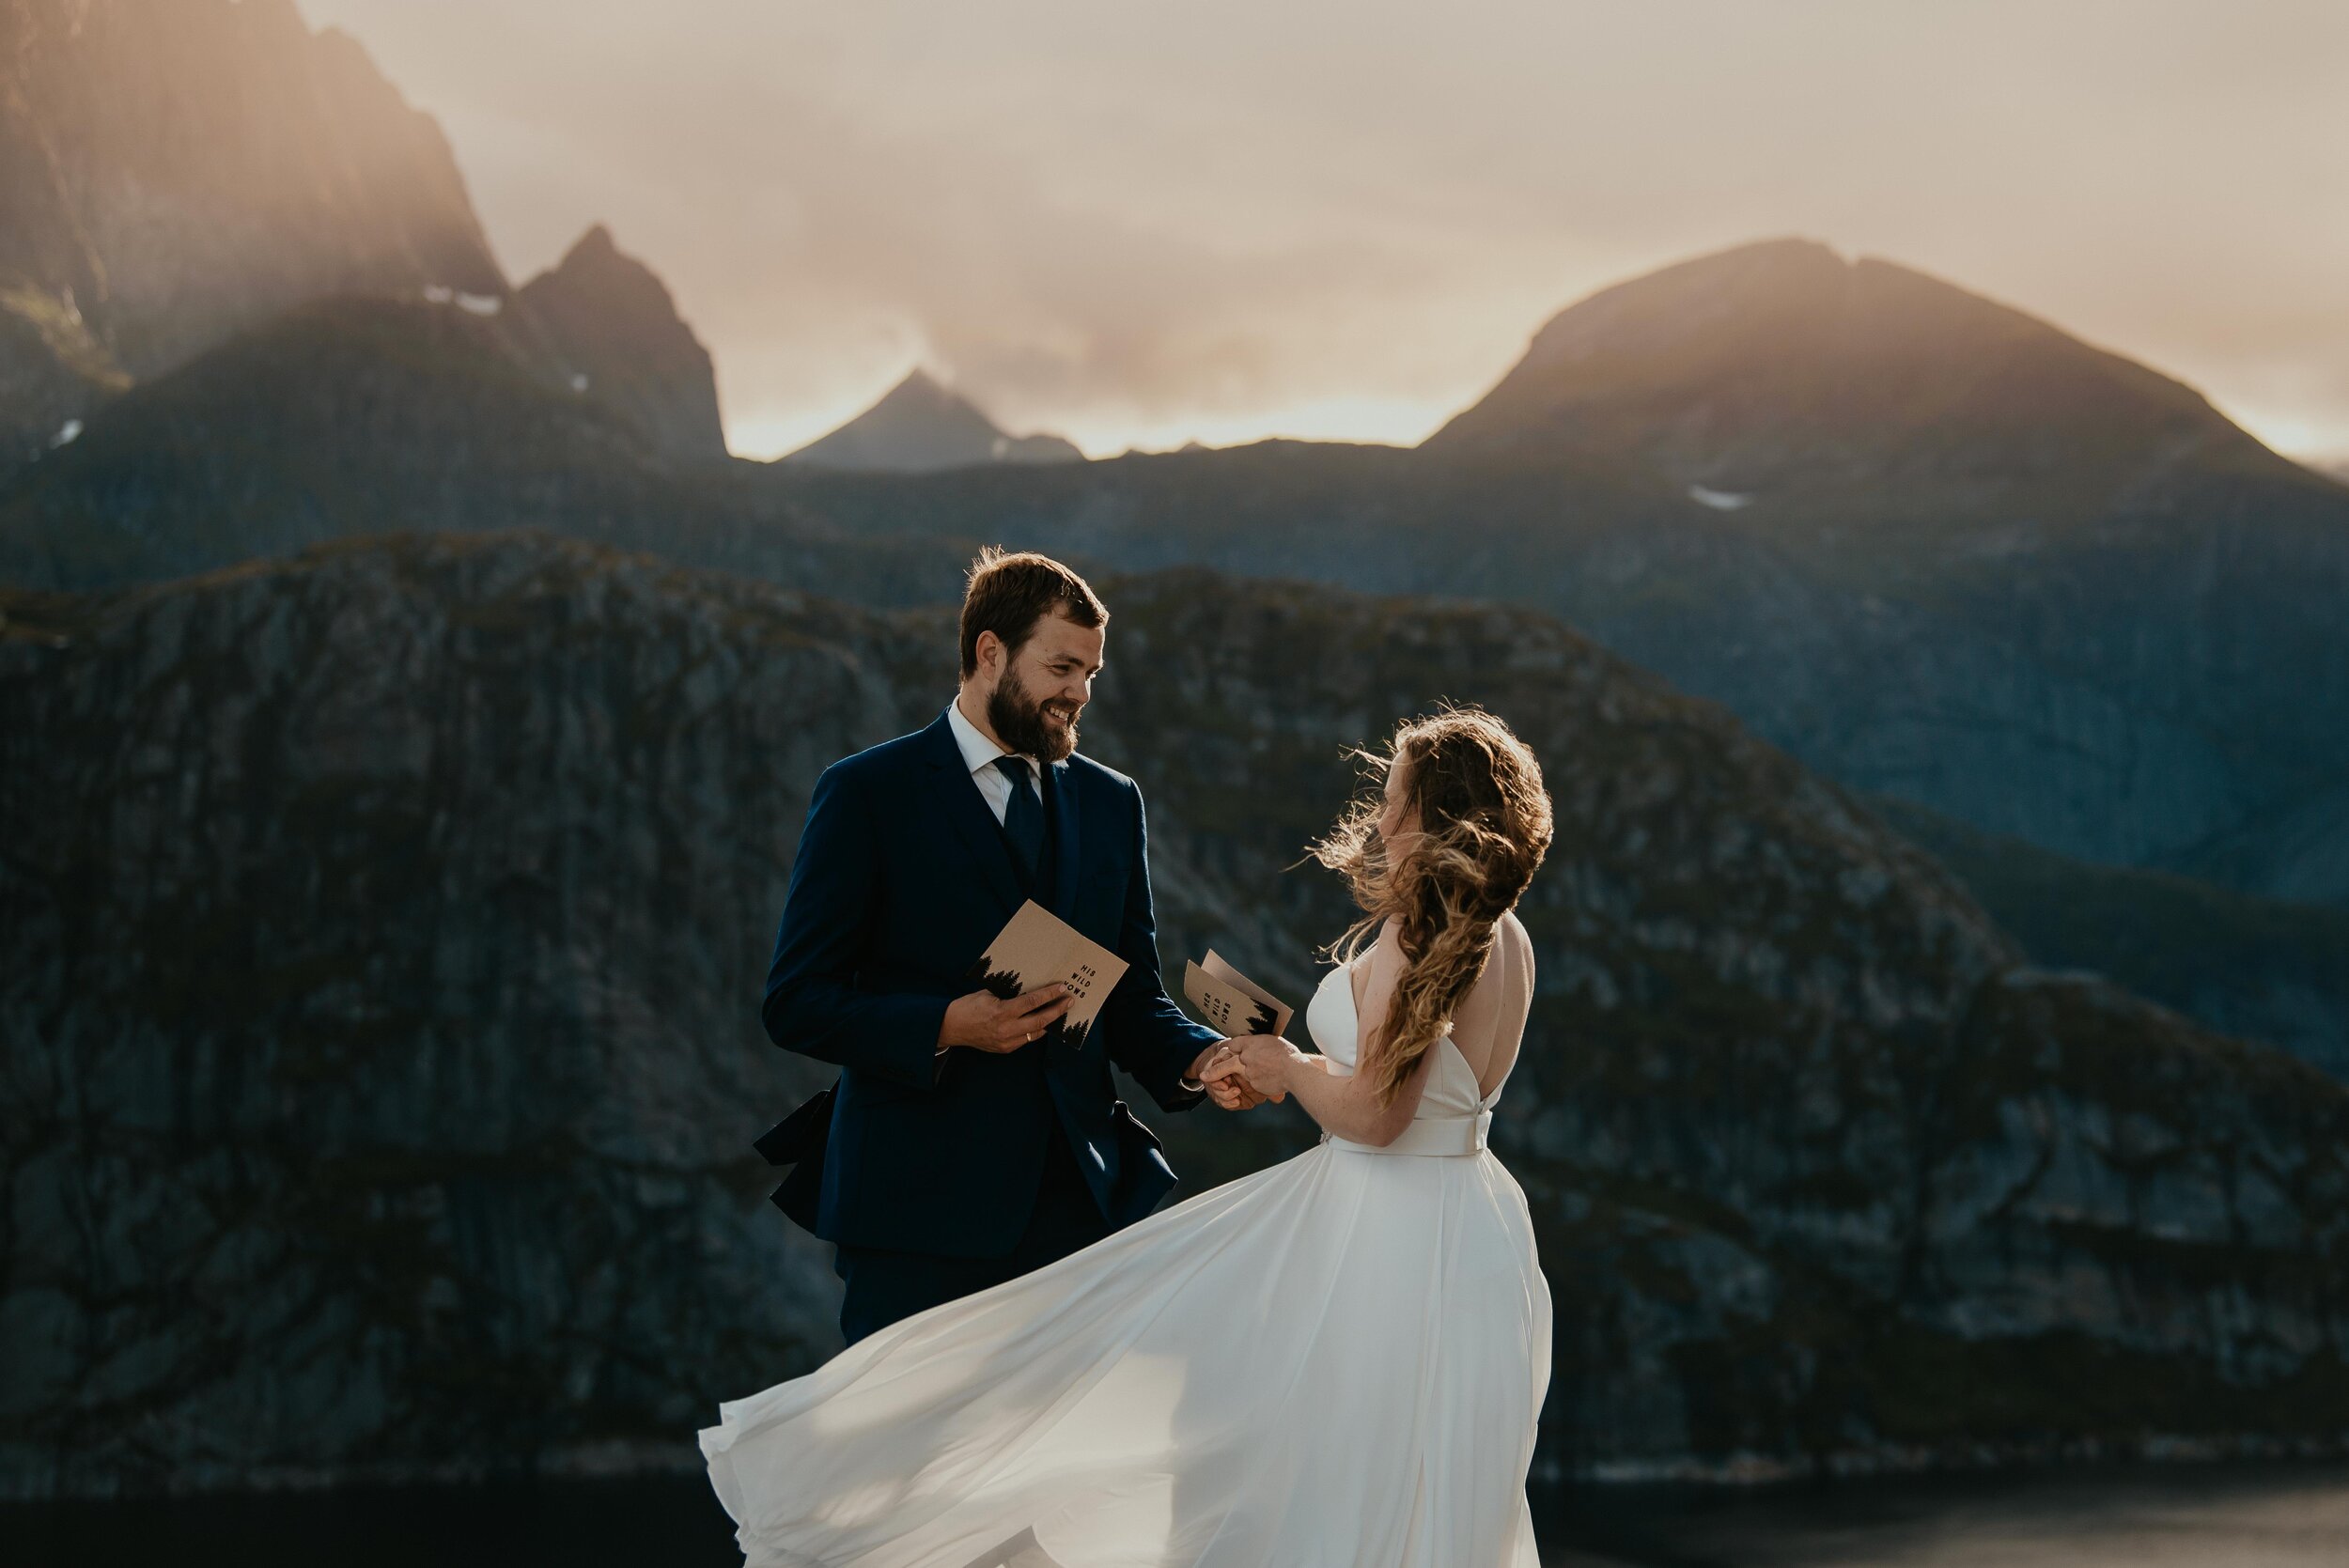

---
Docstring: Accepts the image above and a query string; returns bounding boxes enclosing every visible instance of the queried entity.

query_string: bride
[702,706,1556,1567]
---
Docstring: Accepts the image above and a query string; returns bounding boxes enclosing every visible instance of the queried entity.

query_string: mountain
[784,369,1085,472]
[20,223,2341,912]
[754,241,2349,909]
[8,303,2333,1082]
[1870,794,2349,1080]
[1415,240,2349,904]
[515,225,727,463]
[0,287,126,474]
[1423,235,2288,555]
[0,0,729,474]
[0,296,964,602]
[4,228,2342,1085]
[5,529,2345,1495]
[0,0,503,464]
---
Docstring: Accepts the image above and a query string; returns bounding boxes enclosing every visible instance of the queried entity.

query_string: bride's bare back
[1350,908,1534,1100]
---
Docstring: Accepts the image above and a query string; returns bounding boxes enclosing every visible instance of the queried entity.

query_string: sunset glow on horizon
[729,381,1470,463]
[297,0,2349,468]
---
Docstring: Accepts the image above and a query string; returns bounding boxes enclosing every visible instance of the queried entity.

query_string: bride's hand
[1221,1033,1300,1104]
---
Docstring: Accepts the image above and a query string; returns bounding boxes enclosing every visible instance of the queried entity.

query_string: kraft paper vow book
[1181,951,1293,1038]
[972,900,1128,1049]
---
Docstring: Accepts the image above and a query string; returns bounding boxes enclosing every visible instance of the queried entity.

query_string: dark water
[1536,1462,2349,1566]
[7,1462,2345,1566]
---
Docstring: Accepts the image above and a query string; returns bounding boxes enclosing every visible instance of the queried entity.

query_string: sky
[297,0,2349,465]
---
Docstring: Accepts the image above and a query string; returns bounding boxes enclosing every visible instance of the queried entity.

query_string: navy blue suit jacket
[758,707,1221,1259]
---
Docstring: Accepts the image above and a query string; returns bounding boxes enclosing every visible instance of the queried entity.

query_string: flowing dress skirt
[700,1138,1551,1567]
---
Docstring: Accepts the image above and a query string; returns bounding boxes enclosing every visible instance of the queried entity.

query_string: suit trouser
[832,1123,1113,1346]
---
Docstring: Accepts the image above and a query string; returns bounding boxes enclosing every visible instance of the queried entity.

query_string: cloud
[300,0,2349,462]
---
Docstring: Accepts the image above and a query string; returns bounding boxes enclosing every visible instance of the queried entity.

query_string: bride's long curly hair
[1308,706,1554,1107]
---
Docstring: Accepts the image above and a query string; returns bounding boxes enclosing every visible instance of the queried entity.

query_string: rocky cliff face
[0,536,896,1497]
[4,532,2341,1497]
[1872,794,2349,1082]
[514,226,727,464]
[0,0,504,386]
[0,1,731,474]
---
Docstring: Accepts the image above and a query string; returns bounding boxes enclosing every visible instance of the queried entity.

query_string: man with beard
[755,548,1267,1344]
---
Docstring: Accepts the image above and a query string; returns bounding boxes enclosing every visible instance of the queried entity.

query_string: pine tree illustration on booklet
[1181,951,1293,1038]
[969,900,1129,1050]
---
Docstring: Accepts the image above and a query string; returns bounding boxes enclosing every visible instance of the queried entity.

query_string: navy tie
[995,755,1045,881]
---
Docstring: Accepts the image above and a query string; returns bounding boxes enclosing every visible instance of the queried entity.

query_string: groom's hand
[941,982,1075,1053]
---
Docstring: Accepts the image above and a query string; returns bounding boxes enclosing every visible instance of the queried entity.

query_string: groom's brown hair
[959,548,1108,678]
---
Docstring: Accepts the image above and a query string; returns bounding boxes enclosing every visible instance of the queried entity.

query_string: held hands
[1200,1044,1268,1110]
[1184,1040,1271,1110]
[940,982,1074,1054]
[1200,1033,1303,1108]
[941,985,1295,1111]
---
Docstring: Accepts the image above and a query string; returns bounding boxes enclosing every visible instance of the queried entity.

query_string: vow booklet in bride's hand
[972,900,1129,1049]
[1181,951,1293,1038]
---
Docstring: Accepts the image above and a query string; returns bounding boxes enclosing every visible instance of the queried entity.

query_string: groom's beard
[988,666,1080,762]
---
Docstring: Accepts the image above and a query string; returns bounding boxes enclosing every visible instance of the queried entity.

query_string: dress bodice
[1303,955,1515,1156]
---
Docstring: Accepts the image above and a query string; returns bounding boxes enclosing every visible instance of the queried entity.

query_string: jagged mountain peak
[863,366,1004,425]
[784,366,1084,473]
[563,222,623,260]
[537,224,656,292]
[513,223,726,461]
[871,365,961,408]
[894,365,955,394]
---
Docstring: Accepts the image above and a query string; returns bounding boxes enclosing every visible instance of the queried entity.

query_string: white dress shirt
[941,696,1212,1092]
[945,696,1043,825]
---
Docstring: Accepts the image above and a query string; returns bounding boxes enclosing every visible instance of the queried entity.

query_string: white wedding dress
[701,931,1551,1567]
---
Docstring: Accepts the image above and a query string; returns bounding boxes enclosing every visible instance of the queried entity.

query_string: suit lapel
[921,711,1025,919]
[1047,758,1081,921]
